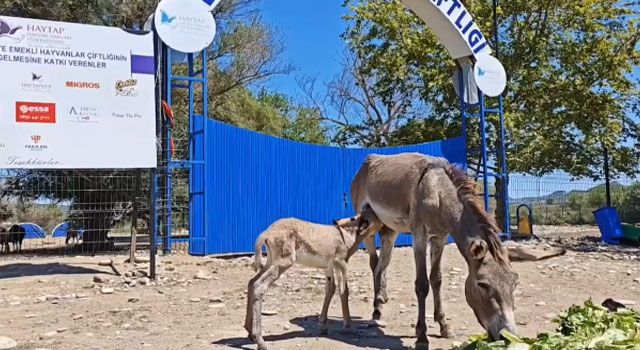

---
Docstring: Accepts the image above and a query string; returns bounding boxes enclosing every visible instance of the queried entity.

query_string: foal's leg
[372,227,399,320]
[334,260,352,330]
[413,229,430,347]
[245,266,268,337]
[249,247,294,350]
[430,236,451,338]
[319,267,337,335]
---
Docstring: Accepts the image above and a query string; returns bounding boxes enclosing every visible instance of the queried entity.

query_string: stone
[209,297,223,303]
[190,298,202,303]
[76,293,88,299]
[57,328,67,333]
[517,321,528,326]
[93,275,108,284]
[535,301,546,306]
[128,298,140,303]
[138,277,150,286]
[209,304,225,309]
[544,313,556,320]
[100,287,114,295]
[134,256,151,264]
[193,271,212,280]
[39,331,57,340]
[261,310,278,316]
[634,278,640,283]
[72,315,84,320]
[0,336,17,349]
[98,260,113,266]
[367,320,387,328]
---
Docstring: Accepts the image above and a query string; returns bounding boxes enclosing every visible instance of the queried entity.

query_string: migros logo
[31,135,42,144]
[66,81,101,89]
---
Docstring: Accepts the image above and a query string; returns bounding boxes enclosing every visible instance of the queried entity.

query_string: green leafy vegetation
[453,300,640,350]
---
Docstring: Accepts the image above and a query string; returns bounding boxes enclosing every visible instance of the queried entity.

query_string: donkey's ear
[469,239,488,261]
[332,219,339,226]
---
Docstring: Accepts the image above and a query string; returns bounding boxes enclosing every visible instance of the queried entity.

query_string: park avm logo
[159,10,179,29]
[0,19,25,42]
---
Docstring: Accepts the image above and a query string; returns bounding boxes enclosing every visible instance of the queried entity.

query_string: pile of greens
[453,300,640,350]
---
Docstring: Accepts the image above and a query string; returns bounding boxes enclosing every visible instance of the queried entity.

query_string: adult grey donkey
[351,153,519,348]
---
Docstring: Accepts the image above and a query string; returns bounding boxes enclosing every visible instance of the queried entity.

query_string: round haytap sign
[154,0,216,53]
[473,55,507,97]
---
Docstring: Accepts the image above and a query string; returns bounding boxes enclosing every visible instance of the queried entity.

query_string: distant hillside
[510,181,626,204]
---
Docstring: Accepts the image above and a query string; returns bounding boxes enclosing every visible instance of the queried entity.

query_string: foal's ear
[469,239,488,261]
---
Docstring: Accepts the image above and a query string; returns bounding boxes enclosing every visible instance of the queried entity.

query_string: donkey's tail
[253,233,268,272]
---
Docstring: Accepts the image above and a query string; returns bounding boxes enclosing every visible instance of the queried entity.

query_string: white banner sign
[0,16,157,169]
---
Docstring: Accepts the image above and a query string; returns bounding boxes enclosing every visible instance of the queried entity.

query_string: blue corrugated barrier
[191,118,467,255]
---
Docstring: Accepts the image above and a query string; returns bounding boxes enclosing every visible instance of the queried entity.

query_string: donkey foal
[245,205,382,350]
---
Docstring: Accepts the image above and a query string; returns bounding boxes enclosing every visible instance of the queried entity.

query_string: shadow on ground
[0,263,114,279]
[214,315,408,350]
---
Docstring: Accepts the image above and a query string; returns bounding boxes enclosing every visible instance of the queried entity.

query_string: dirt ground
[0,226,639,350]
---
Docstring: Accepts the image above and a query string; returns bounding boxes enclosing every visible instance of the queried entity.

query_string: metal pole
[604,146,611,207]
[493,0,499,58]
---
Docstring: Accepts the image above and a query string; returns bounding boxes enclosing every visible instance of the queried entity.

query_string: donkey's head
[464,238,519,341]
[334,204,382,237]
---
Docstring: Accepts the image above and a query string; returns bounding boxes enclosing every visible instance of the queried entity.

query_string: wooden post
[129,170,141,262]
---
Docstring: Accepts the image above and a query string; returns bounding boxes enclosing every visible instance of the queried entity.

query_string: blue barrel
[593,207,623,244]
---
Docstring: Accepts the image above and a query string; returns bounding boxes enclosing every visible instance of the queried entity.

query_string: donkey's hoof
[440,325,452,339]
[372,309,382,321]
[320,326,329,336]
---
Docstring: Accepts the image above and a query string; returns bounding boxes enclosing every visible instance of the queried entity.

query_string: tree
[339,0,639,179]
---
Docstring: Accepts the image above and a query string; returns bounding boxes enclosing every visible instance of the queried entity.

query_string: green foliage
[342,0,640,179]
[454,300,640,350]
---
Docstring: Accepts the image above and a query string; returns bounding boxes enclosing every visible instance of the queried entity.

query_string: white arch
[400,0,492,59]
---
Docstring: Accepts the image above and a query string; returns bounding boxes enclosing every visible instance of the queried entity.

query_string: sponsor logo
[115,79,140,97]
[65,81,101,89]
[15,101,56,124]
[160,10,178,28]
[23,22,71,49]
[0,19,24,42]
[67,106,99,123]
[25,135,48,152]
[112,112,143,119]
[21,72,52,92]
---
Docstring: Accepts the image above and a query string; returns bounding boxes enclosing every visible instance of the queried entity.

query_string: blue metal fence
[190,117,467,255]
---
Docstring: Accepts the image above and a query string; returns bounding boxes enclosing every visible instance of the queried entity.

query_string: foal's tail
[253,233,268,272]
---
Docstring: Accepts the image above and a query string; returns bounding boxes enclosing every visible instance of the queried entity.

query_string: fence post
[129,170,141,262]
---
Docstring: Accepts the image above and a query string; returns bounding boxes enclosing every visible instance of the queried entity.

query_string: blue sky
[259,0,347,98]
[256,1,639,196]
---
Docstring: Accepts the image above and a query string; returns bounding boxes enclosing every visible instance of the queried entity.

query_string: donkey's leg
[413,229,430,347]
[245,267,268,337]
[372,228,399,320]
[363,234,378,276]
[319,267,337,335]
[250,262,292,350]
[430,236,451,338]
[333,260,352,330]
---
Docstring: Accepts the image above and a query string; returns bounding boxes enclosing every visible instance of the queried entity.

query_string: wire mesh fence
[0,169,152,257]
[508,174,640,226]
